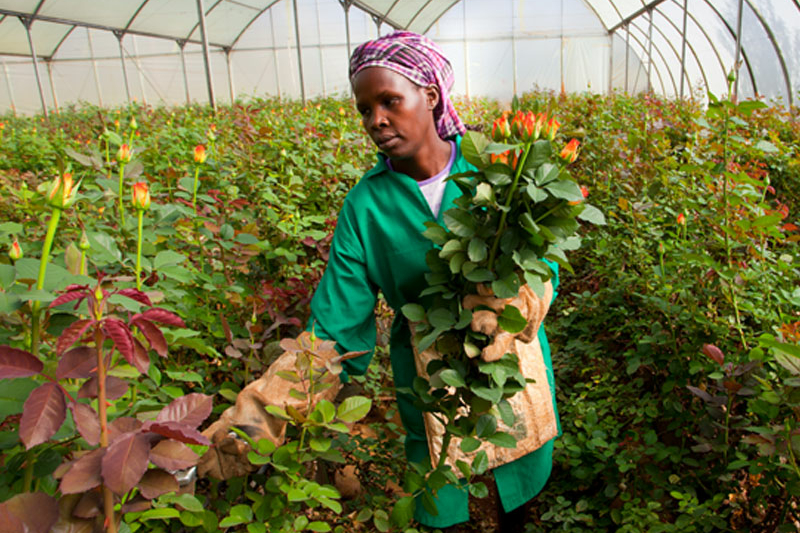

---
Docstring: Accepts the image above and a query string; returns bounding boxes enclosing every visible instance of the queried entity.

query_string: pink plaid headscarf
[349,31,465,140]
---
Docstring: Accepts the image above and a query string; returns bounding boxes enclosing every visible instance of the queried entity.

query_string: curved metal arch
[674,2,727,94]
[636,7,692,94]
[742,0,792,105]
[420,1,465,34]
[405,0,436,30]
[697,0,757,98]
[229,0,282,49]
[623,24,668,95]
[125,0,152,31]
[47,24,75,60]
[653,2,710,98]
[628,18,677,95]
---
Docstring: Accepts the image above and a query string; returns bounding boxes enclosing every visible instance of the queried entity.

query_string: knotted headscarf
[349,31,465,140]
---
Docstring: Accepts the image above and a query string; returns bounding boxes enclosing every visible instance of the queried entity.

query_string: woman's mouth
[377,136,399,150]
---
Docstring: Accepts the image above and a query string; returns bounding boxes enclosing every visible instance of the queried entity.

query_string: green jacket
[309,136,560,528]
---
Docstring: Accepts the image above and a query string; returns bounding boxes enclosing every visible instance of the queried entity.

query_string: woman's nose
[368,108,388,130]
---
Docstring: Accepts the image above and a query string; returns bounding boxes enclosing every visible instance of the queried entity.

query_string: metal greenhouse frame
[0,0,796,115]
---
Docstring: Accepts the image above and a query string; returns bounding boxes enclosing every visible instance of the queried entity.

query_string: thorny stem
[192,166,200,212]
[135,210,144,290]
[719,97,748,350]
[31,208,62,358]
[488,143,532,271]
[95,326,118,533]
[118,162,126,226]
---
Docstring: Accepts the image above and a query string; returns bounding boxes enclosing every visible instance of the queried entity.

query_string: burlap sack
[411,284,557,474]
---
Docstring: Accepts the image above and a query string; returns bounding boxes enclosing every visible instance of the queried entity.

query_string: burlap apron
[410,290,557,474]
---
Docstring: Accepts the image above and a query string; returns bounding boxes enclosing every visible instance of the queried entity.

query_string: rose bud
[131,181,151,211]
[559,139,580,164]
[116,143,132,163]
[194,144,207,164]
[9,237,22,261]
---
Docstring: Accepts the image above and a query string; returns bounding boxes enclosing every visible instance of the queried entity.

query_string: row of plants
[0,87,797,532]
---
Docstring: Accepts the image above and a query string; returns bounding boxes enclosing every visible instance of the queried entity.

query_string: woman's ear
[424,85,440,111]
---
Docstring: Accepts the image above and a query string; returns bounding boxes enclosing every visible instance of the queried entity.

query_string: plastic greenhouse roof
[0,0,792,56]
[0,0,798,114]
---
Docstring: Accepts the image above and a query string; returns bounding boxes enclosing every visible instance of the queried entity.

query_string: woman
[307,31,561,530]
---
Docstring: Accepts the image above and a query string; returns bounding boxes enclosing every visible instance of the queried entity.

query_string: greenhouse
[0,0,798,114]
[0,1,798,532]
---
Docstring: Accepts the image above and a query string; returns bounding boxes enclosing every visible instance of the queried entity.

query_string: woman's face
[352,67,439,160]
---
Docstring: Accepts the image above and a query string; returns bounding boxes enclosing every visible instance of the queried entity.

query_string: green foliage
[0,89,798,532]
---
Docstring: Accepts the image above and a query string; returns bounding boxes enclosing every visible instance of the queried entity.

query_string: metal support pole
[679,0,689,99]
[512,2,517,96]
[608,31,614,94]
[130,35,147,105]
[341,0,351,61]
[291,0,306,103]
[315,0,326,96]
[2,59,17,116]
[224,48,235,103]
[196,0,217,111]
[46,60,58,113]
[733,0,744,101]
[559,0,564,93]
[21,17,48,117]
[372,15,381,36]
[624,25,630,93]
[115,31,132,103]
[269,8,281,99]
[87,27,103,107]
[647,9,654,93]
[178,40,191,104]
[463,0,469,98]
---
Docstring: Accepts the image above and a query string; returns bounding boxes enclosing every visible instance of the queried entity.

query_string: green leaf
[469,482,489,498]
[484,163,513,186]
[337,396,372,423]
[443,209,476,238]
[307,521,332,532]
[401,303,426,323]
[438,369,466,388]
[461,130,490,169]
[545,179,584,201]
[317,496,342,514]
[467,238,487,263]
[427,308,455,329]
[391,496,415,529]
[416,327,445,352]
[475,414,497,438]
[524,140,552,170]
[440,239,463,258]
[464,268,494,283]
[753,139,778,153]
[460,436,481,453]
[153,250,187,269]
[534,163,560,187]
[474,183,495,205]
[265,405,291,420]
[247,523,267,533]
[498,399,516,426]
[497,305,527,334]
[450,252,467,274]
[287,488,307,502]
[316,399,336,423]
[310,437,332,452]
[472,386,502,404]
[140,508,181,520]
[422,222,449,245]
[488,431,517,448]
[526,183,548,203]
[472,450,489,475]
[577,204,606,225]
[492,273,520,300]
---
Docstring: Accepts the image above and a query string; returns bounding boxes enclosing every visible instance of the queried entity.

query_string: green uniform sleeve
[307,200,378,379]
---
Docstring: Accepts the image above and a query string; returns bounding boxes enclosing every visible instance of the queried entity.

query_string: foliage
[0,89,797,532]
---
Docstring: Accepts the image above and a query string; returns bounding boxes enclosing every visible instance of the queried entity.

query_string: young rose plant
[0,280,209,533]
[395,109,605,527]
